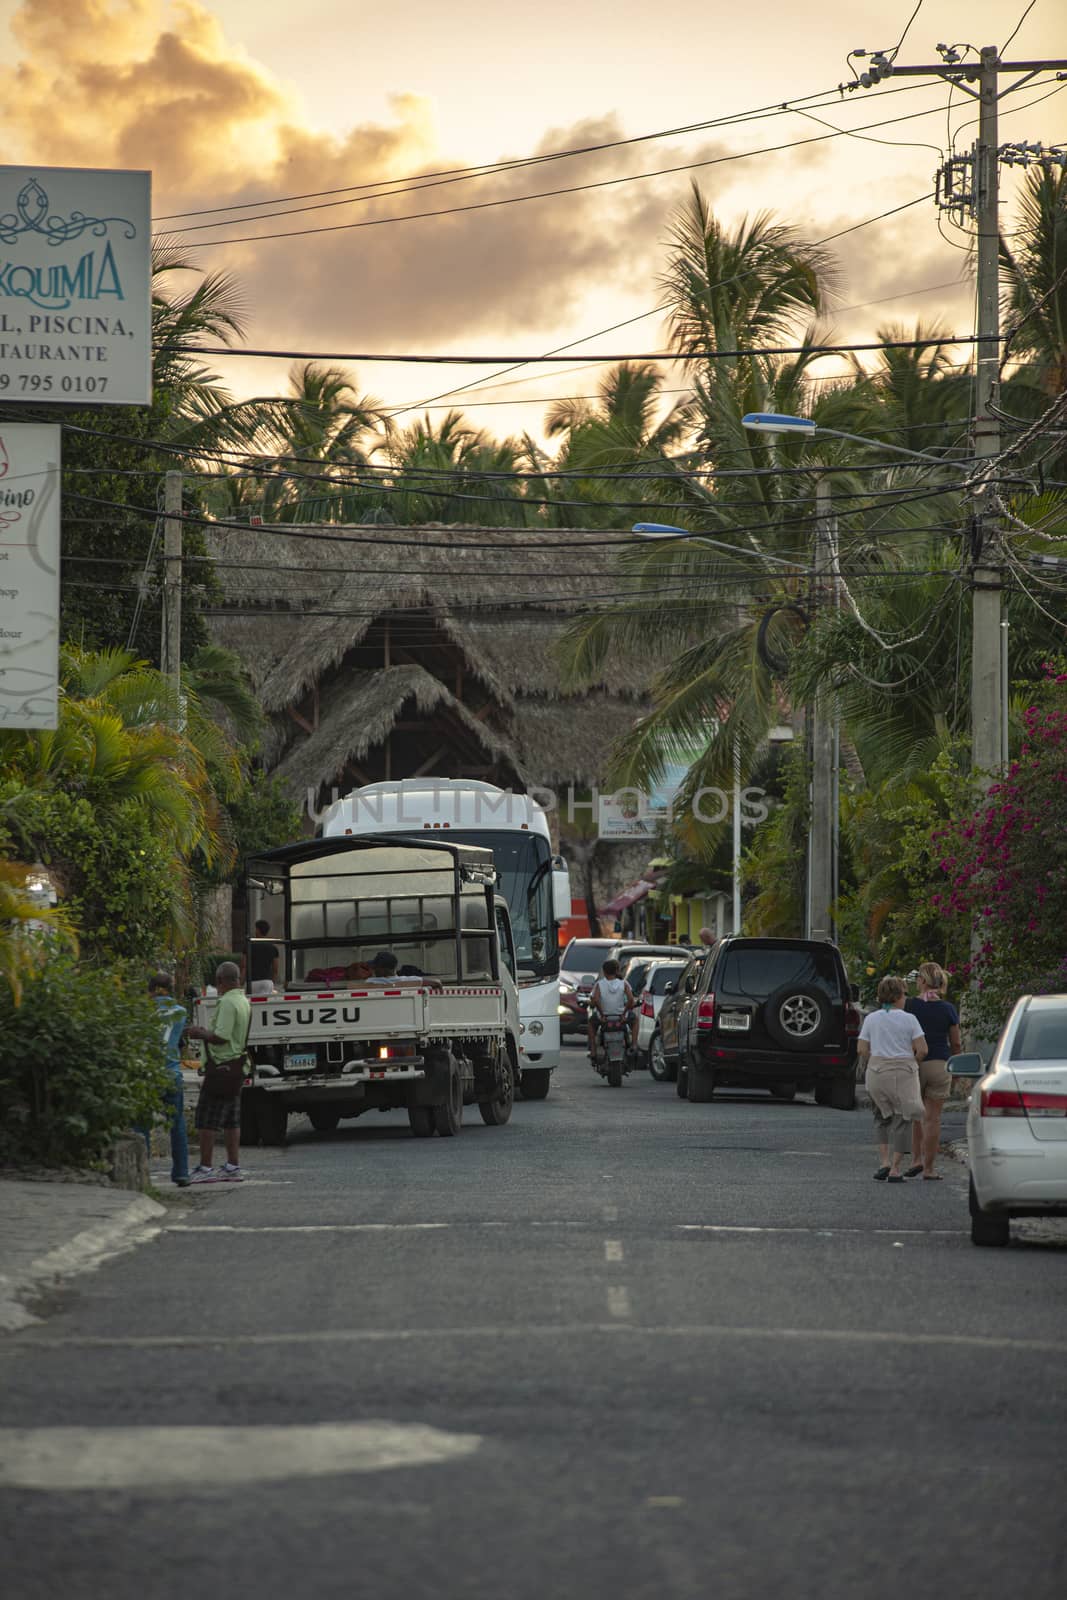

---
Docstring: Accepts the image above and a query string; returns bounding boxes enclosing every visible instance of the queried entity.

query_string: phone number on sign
[0,374,109,394]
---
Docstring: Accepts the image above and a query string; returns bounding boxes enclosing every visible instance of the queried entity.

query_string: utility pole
[846,43,1067,781]
[161,469,183,698]
[970,45,1004,782]
[807,477,835,942]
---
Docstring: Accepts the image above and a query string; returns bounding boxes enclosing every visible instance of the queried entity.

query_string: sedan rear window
[1010,1007,1067,1060]
[718,945,841,999]
[650,965,685,995]
[562,941,614,976]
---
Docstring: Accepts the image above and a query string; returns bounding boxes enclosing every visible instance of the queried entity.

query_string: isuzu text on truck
[195,835,521,1144]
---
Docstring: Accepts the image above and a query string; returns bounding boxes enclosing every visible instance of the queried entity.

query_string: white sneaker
[220,1163,245,1182]
[188,1166,220,1184]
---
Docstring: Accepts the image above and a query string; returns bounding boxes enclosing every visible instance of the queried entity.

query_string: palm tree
[385,411,532,526]
[542,362,695,527]
[1000,167,1067,401]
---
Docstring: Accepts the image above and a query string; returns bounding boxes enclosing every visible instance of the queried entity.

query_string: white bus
[321,780,571,1099]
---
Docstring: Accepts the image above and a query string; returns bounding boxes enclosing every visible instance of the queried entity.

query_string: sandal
[873,1166,890,1181]
[887,1174,904,1183]
[922,1173,942,1181]
[904,1165,924,1179]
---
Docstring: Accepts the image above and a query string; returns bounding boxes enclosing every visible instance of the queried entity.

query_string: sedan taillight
[979,1087,1027,1117]
[697,994,716,1029]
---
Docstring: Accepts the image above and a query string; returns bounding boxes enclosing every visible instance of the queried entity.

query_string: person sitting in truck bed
[368,951,443,992]
[304,959,374,985]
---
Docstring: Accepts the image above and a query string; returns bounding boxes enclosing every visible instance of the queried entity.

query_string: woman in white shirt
[857,975,928,1183]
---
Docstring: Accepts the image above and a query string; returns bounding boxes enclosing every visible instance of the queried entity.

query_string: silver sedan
[950,994,1067,1246]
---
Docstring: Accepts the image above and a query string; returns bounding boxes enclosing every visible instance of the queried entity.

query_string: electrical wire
[890,1,925,61]
[159,104,954,249]
[176,323,998,366]
[1002,0,1039,56]
[153,81,938,225]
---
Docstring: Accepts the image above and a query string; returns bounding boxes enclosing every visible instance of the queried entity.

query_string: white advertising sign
[0,165,151,406]
[0,424,61,729]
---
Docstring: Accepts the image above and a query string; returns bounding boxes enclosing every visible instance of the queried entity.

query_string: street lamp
[740,412,966,468]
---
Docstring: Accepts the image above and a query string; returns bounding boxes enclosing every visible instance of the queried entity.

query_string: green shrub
[0,784,178,964]
[0,954,170,1168]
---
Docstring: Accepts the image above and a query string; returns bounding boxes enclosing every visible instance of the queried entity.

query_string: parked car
[651,952,707,1087]
[950,995,1067,1247]
[561,938,686,986]
[674,936,860,1108]
[636,959,689,1073]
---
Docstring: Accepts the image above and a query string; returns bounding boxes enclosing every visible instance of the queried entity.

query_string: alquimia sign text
[0,166,151,407]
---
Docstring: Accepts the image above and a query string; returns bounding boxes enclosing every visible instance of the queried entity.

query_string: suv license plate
[284,1051,318,1071]
[718,1013,750,1032]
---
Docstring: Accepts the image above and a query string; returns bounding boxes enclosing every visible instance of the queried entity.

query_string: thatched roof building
[205,522,655,809]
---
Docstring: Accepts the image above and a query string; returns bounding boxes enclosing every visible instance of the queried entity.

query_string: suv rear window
[717,944,842,1000]
[1010,1006,1067,1060]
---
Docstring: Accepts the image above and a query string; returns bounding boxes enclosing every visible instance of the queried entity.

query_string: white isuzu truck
[320,781,571,1101]
[197,834,521,1144]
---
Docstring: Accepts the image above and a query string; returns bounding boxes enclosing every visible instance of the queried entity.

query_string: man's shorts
[194,1092,242,1131]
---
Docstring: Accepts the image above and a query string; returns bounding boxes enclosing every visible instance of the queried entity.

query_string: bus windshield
[442,829,558,982]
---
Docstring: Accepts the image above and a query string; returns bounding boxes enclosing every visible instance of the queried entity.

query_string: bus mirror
[552,864,572,922]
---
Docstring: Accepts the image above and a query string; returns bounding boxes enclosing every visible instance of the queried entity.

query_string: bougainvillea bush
[933,670,1067,1034]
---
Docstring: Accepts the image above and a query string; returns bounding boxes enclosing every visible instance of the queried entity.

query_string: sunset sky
[1,0,1063,437]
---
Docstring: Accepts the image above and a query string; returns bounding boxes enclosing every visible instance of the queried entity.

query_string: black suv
[675,936,860,1109]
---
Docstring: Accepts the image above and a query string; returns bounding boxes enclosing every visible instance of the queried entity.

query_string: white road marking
[676,1225,963,1236]
[12,1324,1065,1354]
[0,1423,481,1491]
[169,1223,451,1234]
[606,1286,632,1319]
[602,1204,618,1223]
[604,1240,624,1262]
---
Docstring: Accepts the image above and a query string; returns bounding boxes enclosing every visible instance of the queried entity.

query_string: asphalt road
[2,1043,1066,1600]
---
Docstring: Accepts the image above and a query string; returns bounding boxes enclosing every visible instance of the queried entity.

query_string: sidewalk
[0,1178,165,1334]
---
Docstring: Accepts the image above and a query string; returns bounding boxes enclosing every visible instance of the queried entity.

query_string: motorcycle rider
[587,959,638,1062]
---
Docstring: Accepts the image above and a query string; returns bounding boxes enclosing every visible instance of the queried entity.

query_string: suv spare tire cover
[763,985,832,1050]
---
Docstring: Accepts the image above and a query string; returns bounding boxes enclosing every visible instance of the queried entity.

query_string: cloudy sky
[0,0,1063,435]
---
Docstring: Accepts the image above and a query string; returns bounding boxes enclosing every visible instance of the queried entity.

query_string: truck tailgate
[248,988,423,1042]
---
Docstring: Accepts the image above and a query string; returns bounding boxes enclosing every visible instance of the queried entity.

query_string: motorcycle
[592,1016,635,1088]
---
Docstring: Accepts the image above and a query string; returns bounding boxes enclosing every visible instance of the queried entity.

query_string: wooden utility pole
[161,469,183,697]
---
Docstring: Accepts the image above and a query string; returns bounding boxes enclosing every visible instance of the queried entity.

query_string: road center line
[604,1240,624,1262]
[606,1286,632,1319]
[676,1225,963,1236]
[12,1324,1064,1354]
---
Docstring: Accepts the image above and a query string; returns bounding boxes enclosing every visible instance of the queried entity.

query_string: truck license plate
[718,1013,750,1032]
[284,1051,318,1071]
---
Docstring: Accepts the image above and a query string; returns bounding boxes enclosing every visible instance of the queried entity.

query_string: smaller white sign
[0,165,151,406]
[0,424,61,729]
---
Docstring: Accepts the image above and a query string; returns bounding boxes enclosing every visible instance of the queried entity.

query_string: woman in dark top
[904,961,962,1179]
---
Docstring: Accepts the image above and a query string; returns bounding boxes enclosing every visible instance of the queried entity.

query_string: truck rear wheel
[258,1095,288,1146]
[432,1053,463,1137]
[520,1069,551,1100]
[408,1105,435,1138]
[433,1075,463,1137]
[239,1088,261,1145]
[478,1050,515,1126]
[308,1107,341,1133]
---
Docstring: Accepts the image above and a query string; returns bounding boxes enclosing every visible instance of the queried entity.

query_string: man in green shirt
[185,961,252,1184]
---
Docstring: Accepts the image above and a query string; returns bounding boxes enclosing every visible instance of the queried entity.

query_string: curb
[0,1193,166,1335]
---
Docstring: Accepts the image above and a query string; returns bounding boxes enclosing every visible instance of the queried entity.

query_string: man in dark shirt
[249,920,279,987]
